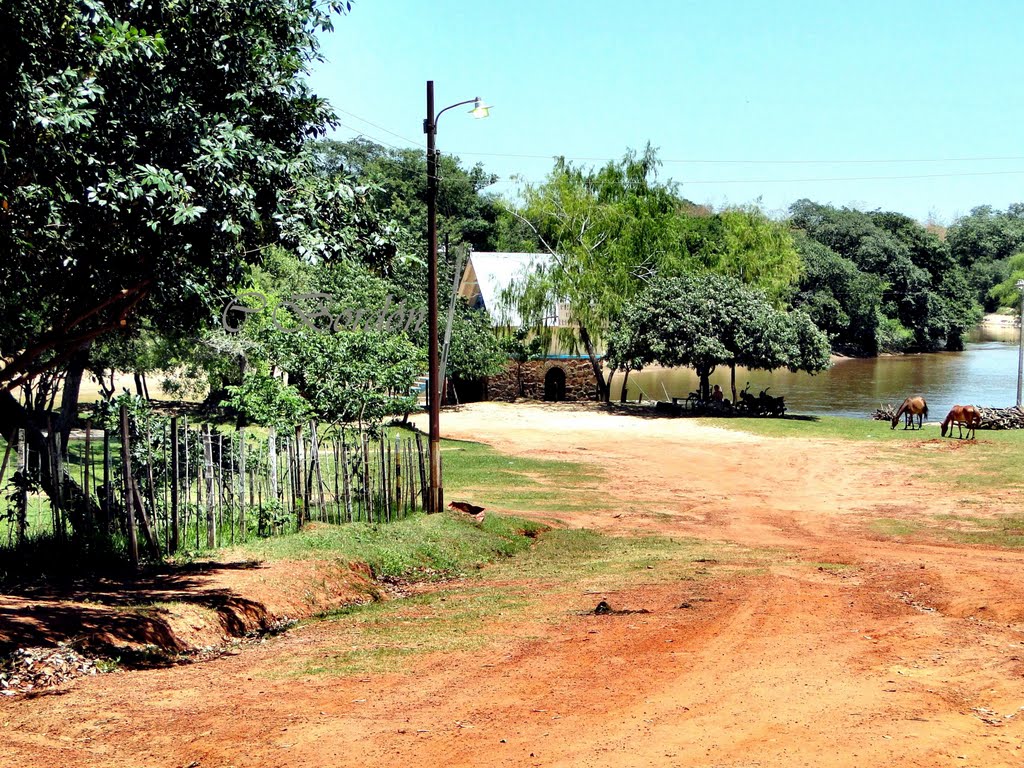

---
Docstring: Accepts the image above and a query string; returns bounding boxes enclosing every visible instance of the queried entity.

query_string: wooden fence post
[15,429,28,543]
[203,424,215,548]
[238,426,246,539]
[119,404,139,569]
[170,417,179,553]
[294,424,305,529]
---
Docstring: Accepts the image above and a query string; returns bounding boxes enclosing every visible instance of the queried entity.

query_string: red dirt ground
[3,402,1024,767]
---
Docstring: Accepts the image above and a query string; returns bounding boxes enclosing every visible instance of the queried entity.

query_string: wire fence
[1,408,429,560]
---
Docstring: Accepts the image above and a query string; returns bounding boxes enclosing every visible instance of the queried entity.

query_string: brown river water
[608,325,1022,418]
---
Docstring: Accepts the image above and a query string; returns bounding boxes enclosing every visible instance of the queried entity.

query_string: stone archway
[544,366,567,402]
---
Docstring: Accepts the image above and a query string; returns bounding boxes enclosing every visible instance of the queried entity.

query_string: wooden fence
[1,406,429,562]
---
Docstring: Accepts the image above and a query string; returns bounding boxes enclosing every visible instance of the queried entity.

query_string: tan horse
[891,396,928,430]
[941,405,981,439]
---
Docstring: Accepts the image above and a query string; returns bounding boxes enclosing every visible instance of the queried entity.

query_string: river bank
[613,324,1021,417]
[982,311,1020,327]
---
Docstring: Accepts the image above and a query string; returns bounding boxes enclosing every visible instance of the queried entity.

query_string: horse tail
[922,401,929,419]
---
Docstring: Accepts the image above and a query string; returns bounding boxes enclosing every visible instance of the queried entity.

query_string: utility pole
[423,81,490,513]
[1017,279,1024,407]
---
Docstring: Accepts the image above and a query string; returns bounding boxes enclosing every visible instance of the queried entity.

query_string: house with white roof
[455,252,599,402]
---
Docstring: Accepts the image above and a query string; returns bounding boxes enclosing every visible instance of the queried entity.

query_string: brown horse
[941,405,981,439]
[891,396,928,430]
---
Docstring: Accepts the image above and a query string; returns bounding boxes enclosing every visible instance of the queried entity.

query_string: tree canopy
[605,273,831,401]
[0,0,357,393]
[789,200,981,353]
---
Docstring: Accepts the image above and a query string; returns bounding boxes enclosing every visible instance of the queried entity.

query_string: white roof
[459,252,554,326]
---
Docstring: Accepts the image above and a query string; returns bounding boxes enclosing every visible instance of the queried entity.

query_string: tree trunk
[730,364,737,404]
[58,346,89,447]
[134,372,144,397]
[619,368,631,404]
[578,325,608,402]
[697,365,711,401]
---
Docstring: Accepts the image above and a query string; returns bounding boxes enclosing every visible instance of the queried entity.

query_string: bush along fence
[1,405,430,566]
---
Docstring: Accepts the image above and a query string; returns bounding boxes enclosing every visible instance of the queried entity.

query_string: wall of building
[486,358,598,402]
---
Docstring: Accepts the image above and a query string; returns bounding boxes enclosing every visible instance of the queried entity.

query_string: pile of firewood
[975,405,1024,430]
[872,404,897,422]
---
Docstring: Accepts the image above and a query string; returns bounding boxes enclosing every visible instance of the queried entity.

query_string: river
[608,325,1022,418]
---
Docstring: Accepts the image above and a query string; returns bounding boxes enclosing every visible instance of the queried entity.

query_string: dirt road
[4,403,1024,767]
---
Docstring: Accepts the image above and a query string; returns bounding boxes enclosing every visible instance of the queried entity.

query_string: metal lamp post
[423,81,490,513]
[1017,278,1024,407]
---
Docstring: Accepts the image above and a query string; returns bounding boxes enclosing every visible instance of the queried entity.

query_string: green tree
[947,205,1024,309]
[790,233,884,354]
[310,137,502,255]
[987,253,1024,310]
[789,200,980,351]
[0,0,365,533]
[606,273,830,402]
[500,146,691,400]
[680,207,802,305]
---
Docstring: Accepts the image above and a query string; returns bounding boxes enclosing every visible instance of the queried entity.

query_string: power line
[456,151,1024,166]
[329,110,1024,165]
[329,110,1024,185]
[482,169,1024,186]
[333,121,411,152]
[334,109,422,147]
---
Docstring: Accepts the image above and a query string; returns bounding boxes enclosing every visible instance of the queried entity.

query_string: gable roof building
[457,252,570,328]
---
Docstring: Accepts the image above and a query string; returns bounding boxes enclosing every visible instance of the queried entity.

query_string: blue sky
[308,0,1024,223]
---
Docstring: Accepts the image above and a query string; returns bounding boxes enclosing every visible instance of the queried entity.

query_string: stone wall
[487,358,598,402]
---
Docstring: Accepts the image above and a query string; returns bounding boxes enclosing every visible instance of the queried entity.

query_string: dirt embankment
[0,550,376,657]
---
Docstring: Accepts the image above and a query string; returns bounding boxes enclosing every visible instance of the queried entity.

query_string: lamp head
[468,98,492,119]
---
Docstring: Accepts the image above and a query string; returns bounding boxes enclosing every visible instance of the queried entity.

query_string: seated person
[711,384,724,402]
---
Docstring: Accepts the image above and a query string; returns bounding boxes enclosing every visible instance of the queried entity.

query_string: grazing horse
[941,405,981,439]
[891,396,928,430]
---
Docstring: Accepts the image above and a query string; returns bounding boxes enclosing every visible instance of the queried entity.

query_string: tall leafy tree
[0,0,369,532]
[789,200,980,352]
[605,273,830,402]
[0,0,360,395]
[790,233,884,354]
[947,205,1024,309]
[500,147,691,400]
[679,207,802,305]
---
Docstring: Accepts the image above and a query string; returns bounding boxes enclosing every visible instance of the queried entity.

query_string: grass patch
[231,511,547,580]
[871,512,1024,549]
[870,518,924,537]
[708,415,942,442]
[294,586,529,676]
[932,513,1024,548]
[442,438,605,514]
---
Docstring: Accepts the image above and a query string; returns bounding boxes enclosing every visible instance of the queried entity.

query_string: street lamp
[1017,278,1024,407]
[423,80,490,513]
